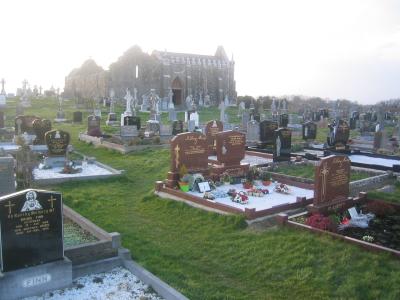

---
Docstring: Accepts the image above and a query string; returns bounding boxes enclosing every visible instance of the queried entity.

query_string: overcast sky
[1,0,400,104]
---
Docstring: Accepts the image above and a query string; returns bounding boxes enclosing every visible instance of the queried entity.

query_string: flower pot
[243,182,253,189]
[262,180,271,186]
[179,182,189,192]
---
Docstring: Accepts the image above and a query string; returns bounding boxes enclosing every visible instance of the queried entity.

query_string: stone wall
[349,173,391,196]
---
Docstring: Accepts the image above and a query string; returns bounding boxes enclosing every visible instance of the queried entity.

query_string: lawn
[270,163,371,182]
[4,97,400,299]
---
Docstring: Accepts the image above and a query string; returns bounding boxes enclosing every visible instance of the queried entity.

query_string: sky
[1,0,400,104]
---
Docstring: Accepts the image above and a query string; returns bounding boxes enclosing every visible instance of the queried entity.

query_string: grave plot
[155,131,315,220]
[279,155,400,258]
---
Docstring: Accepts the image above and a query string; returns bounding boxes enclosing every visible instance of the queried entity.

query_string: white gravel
[349,154,400,168]
[208,154,272,166]
[24,267,163,300]
[33,164,113,179]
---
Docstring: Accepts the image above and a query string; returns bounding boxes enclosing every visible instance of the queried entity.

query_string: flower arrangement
[221,172,231,185]
[362,235,374,243]
[274,183,290,194]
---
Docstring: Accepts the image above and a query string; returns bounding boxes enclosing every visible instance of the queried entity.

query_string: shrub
[306,213,336,232]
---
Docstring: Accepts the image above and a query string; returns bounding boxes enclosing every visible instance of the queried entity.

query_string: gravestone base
[307,197,354,215]
[210,163,250,178]
[165,171,180,188]
[0,258,72,300]
[43,156,66,168]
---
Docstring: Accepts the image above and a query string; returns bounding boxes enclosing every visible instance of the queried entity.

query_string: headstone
[241,111,250,131]
[144,120,160,137]
[93,108,102,118]
[215,131,246,167]
[279,114,289,128]
[106,113,118,126]
[205,120,223,155]
[172,120,184,135]
[246,118,259,142]
[0,152,15,196]
[302,121,317,140]
[32,119,52,145]
[0,189,63,272]
[259,120,278,147]
[168,109,177,122]
[188,120,196,132]
[311,155,351,213]
[72,111,83,123]
[15,115,40,135]
[120,125,138,138]
[160,124,172,136]
[45,130,70,157]
[0,95,6,109]
[273,128,292,162]
[349,117,356,130]
[87,115,101,135]
[169,132,208,174]
[328,119,350,150]
[123,115,141,130]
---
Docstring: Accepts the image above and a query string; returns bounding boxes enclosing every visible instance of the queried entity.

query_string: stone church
[64,45,236,109]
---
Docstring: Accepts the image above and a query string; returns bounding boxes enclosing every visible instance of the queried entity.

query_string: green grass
[5,97,400,299]
[271,163,371,182]
[367,181,400,204]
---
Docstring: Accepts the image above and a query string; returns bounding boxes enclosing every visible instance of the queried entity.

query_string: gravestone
[106,113,117,126]
[273,128,292,162]
[87,115,101,136]
[188,120,196,132]
[215,131,246,167]
[160,124,172,136]
[144,120,160,137]
[310,155,351,213]
[72,111,83,123]
[0,189,63,272]
[172,120,184,135]
[205,120,223,155]
[45,130,70,156]
[123,115,141,130]
[349,117,356,130]
[279,114,289,128]
[328,119,350,150]
[302,121,317,140]
[0,111,4,128]
[15,115,40,135]
[168,109,177,122]
[167,132,208,187]
[120,125,138,138]
[241,111,250,131]
[259,120,278,148]
[32,119,51,145]
[0,152,15,196]
[246,118,259,143]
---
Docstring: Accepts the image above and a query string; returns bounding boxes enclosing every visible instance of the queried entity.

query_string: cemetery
[0,92,400,298]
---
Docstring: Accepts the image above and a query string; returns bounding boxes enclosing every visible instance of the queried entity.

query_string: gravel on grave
[348,155,400,168]
[208,154,272,166]
[33,164,113,179]
[24,267,163,300]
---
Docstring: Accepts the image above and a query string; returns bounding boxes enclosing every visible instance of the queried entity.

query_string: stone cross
[22,79,28,91]
[109,88,115,113]
[133,88,138,114]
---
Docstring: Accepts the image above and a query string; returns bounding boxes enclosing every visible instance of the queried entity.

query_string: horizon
[1,0,400,104]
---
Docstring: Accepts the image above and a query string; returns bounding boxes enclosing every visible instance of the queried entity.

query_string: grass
[367,181,400,204]
[271,164,371,182]
[4,97,400,299]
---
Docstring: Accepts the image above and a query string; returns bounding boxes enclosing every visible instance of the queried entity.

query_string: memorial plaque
[302,121,317,140]
[313,155,351,211]
[87,115,101,133]
[120,126,138,138]
[170,132,208,173]
[45,130,70,156]
[172,120,184,135]
[216,130,246,166]
[33,119,52,145]
[0,189,63,272]
[73,111,83,123]
[0,111,4,128]
[273,128,292,162]
[259,120,278,145]
[205,120,223,155]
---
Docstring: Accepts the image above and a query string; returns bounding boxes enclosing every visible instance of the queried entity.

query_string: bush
[365,201,396,217]
[306,213,336,232]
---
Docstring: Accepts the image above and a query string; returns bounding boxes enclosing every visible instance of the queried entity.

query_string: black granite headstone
[0,189,63,272]
[172,120,184,135]
[273,128,292,162]
[124,116,141,130]
[33,119,52,145]
[45,130,70,156]
[349,117,356,130]
[259,120,278,146]
[87,115,101,133]
[279,114,289,128]
[302,121,317,140]
[73,111,83,123]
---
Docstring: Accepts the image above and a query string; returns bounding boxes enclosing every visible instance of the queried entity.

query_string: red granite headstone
[170,132,208,174]
[215,130,246,167]
[205,120,223,155]
[312,155,351,212]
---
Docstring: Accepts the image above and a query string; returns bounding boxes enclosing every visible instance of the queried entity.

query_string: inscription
[23,274,52,288]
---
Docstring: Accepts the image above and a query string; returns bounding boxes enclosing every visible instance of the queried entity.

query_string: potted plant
[179,174,191,192]
[221,172,231,185]
[261,171,272,186]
